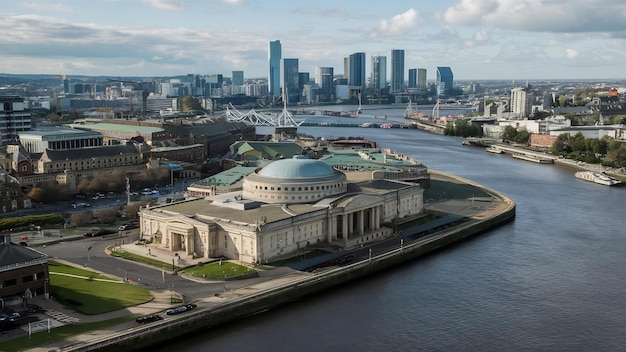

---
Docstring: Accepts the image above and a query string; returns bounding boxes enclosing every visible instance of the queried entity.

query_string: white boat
[485,147,504,154]
[575,171,622,186]
[359,123,373,128]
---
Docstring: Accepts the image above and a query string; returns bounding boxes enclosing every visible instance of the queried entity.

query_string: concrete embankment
[60,172,516,352]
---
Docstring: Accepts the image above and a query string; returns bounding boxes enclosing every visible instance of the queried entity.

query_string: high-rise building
[349,52,366,94]
[269,40,282,97]
[232,71,244,87]
[408,69,417,89]
[418,68,427,89]
[436,66,453,96]
[0,95,31,146]
[391,49,405,93]
[283,58,299,104]
[315,67,334,102]
[511,87,533,118]
[371,56,387,91]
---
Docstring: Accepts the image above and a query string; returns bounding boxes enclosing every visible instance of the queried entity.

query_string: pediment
[337,194,383,212]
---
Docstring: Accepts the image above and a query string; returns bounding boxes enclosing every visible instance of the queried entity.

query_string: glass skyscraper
[371,56,387,91]
[391,49,405,93]
[349,52,366,93]
[269,40,282,97]
[283,58,299,104]
[436,66,453,96]
[232,71,244,87]
[418,68,427,89]
[408,68,417,89]
[315,66,334,102]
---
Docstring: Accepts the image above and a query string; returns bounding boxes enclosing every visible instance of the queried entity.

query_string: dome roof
[258,159,336,179]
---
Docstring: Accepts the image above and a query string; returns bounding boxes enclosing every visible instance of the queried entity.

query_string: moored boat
[575,171,622,186]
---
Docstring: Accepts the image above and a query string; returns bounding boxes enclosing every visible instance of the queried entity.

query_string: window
[3,279,16,287]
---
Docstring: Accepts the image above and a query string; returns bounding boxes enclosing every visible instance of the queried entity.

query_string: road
[37,232,300,303]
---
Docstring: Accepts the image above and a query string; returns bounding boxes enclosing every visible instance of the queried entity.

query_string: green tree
[513,130,530,144]
[180,96,203,112]
[501,126,518,142]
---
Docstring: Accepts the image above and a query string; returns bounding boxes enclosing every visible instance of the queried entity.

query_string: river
[154,119,626,351]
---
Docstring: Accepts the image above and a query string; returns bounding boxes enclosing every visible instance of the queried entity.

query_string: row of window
[1,271,45,288]
[254,183,344,191]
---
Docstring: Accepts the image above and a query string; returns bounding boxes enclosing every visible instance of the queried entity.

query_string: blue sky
[1,0,626,80]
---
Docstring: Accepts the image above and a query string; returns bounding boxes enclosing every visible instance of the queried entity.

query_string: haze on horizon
[1,0,625,81]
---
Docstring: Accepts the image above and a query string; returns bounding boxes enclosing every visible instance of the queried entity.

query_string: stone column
[342,215,348,239]
[358,210,364,235]
[369,207,375,231]
[347,213,353,239]
[375,206,380,229]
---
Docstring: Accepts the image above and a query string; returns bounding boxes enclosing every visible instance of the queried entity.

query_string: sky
[1,0,626,81]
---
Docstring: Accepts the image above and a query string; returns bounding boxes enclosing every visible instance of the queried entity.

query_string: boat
[485,147,504,154]
[512,153,554,164]
[379,123,393,129]
[359,123,373,128]
[575,171,622,186]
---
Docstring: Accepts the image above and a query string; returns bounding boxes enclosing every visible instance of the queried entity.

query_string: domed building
[140,153,427,265]
[243,157,347,204]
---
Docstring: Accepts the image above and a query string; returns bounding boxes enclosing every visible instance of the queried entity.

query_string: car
[165,303,197,315]
[136,314,163,324]
[88,229,116,237]
[119,223,138,231]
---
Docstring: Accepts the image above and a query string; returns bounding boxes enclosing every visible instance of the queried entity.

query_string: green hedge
[0,213,64,231]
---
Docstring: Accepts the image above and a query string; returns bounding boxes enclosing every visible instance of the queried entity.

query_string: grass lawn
[1,316,133,352]
[109,246,181,271]
[183,261,254,279]
[48,261,152,315]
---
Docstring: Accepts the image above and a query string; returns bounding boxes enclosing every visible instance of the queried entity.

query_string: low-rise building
[0,234,49,303]
[139,156,426,264]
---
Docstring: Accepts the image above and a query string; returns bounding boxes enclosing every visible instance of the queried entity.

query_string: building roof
[67,121,163,134]
[41,142,146,161]
[258,158,337,179]
[19,127,102,141]
[0,237,47,267]
[229,141,303,161]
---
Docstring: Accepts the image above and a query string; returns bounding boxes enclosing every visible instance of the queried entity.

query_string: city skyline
[1,1,626,80]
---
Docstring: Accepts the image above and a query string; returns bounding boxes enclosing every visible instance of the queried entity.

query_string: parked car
[119,223,138,231]
[84,229,117,237]
[136,314,162,324]
[165,303,197,315]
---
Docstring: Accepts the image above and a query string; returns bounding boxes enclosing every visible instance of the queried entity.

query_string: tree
[501,126,518,142]
[97,208,118,224]
[71,212,92,226]
[28,181,69,203]
[180,96,203,112]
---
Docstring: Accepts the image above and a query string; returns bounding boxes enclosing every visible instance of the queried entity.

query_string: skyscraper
[349,52,366,94]
[511,87,532,118]
[418,68,427,89]
[315,66,334,102]
[436,66,453,96]
[0,95,31,146]
[269,40,282,97]
[371,56,387,91]
[391,49,405,93]
[232,71,244,87]
[408,68,417,89]
[282,58,299,104]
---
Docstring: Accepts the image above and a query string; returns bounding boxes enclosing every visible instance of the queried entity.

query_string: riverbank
[29,171,515,352]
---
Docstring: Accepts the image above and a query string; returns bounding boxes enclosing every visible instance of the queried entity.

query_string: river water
[155,110,626,352]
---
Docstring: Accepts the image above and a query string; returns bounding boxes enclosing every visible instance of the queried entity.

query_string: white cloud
[473,31,490,42]
[565,49,579,58]
[140,0,183,11]
[378,9,420,36]
[443,0,626,33]
[22,2,72,12]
